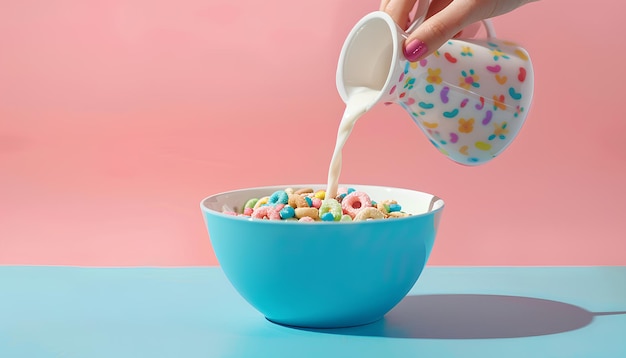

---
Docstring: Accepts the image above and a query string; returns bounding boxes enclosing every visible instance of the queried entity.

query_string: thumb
[403,0,487,62]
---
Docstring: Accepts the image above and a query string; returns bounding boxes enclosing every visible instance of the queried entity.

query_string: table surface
[1,266,625,358]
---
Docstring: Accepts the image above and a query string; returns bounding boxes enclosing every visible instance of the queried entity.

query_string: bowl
[200,184,444,328]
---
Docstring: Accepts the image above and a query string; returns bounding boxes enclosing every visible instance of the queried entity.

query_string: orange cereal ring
[294,207,320,220]
[354,207,385,221]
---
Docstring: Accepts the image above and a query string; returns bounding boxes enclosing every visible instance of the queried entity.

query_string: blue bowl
[200,184,444,328]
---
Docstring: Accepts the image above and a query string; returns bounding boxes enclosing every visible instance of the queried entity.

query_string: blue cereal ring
[319,198,342,221]
[279,205,295,219]
[268,190,289,205]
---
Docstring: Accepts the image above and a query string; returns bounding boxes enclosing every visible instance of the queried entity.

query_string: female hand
[380,0,536,62]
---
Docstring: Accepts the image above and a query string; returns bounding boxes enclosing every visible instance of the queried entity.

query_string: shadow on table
[298,294,626,339]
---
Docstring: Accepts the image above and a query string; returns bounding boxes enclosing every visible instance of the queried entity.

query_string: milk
[326,87,379,199]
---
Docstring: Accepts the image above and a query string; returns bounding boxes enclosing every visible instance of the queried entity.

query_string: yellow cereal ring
[354,207,385,221]
[253,196,270,209]
[294,207,320,220]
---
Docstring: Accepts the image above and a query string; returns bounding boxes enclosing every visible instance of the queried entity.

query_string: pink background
[1,0,625,266]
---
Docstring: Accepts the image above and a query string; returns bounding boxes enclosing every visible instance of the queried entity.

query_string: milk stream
[326,87,379,199]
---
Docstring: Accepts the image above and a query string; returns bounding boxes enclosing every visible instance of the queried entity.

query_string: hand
[380,0,536,62]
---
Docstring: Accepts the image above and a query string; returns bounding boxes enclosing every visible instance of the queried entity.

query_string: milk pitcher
[336,11,534,165]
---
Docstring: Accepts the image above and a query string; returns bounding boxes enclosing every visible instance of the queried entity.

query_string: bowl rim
[200,183,444,224]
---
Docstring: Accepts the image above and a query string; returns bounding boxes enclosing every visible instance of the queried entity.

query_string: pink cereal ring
[251,206,281,220]
[341,191,372,219]
[311,197,322,209]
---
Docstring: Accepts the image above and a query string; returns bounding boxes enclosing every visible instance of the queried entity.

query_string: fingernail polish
[404,39,428,62]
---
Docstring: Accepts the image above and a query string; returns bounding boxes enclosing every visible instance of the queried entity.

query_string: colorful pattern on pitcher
[392,39,533,165]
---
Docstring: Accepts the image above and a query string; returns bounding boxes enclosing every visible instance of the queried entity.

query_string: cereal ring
[311,197,322,209]
[251,206,281,220]
[341,191,372,219]
[387,211,410,218]
[354,207,385,221]
[295,188,314,195]
[244,198,258,210]
[376,200,398,215]
[319,198,342,221]
[294,207,319,220]
[279,205,295,219]
[268,190,289,205]
[253,196,270,209]
[340,214,353,222]
[288,194,309,208]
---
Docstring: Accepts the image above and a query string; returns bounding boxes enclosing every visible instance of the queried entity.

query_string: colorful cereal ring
[279,205,295,219]
[354,207,385,221]
[251,206,281,220]
[341,191,373,219]
[268,190,289,205]
[294,207,320,220]
[253,196,270,209]
[319,198,342,221]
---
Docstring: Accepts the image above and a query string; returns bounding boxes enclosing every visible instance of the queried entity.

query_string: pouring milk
[326,87,379,199]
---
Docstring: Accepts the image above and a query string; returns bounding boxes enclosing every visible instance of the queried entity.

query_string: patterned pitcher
[336,11,534,165]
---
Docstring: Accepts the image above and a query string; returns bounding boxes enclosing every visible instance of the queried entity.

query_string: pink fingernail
[404,39,428,62]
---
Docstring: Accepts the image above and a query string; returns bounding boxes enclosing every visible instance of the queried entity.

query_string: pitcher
[336,11,534,165]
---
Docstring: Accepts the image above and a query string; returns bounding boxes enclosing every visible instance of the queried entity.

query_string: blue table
[1,266,624,357]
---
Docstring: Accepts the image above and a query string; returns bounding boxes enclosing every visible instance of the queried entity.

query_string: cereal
[268,190,289,205]
[232,187,412,222]
[295,188,314,195]
[279,205,296,219]
[319,198,342,221]
[244,198,259,210]
[354,207,385,221]
[253,196,270,209]
[295,207,320,220]
[251,205,282,220]
[341,191,373,219]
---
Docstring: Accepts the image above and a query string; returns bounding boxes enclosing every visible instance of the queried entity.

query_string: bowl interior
[202,184,443,218]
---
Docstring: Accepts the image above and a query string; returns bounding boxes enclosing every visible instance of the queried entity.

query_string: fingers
[380,0,420,30]
[403,0,492,62]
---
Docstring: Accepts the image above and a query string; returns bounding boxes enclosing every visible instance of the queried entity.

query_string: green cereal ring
[244,198,259,211]
[253,196,270,209]
[319,198,342,221]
